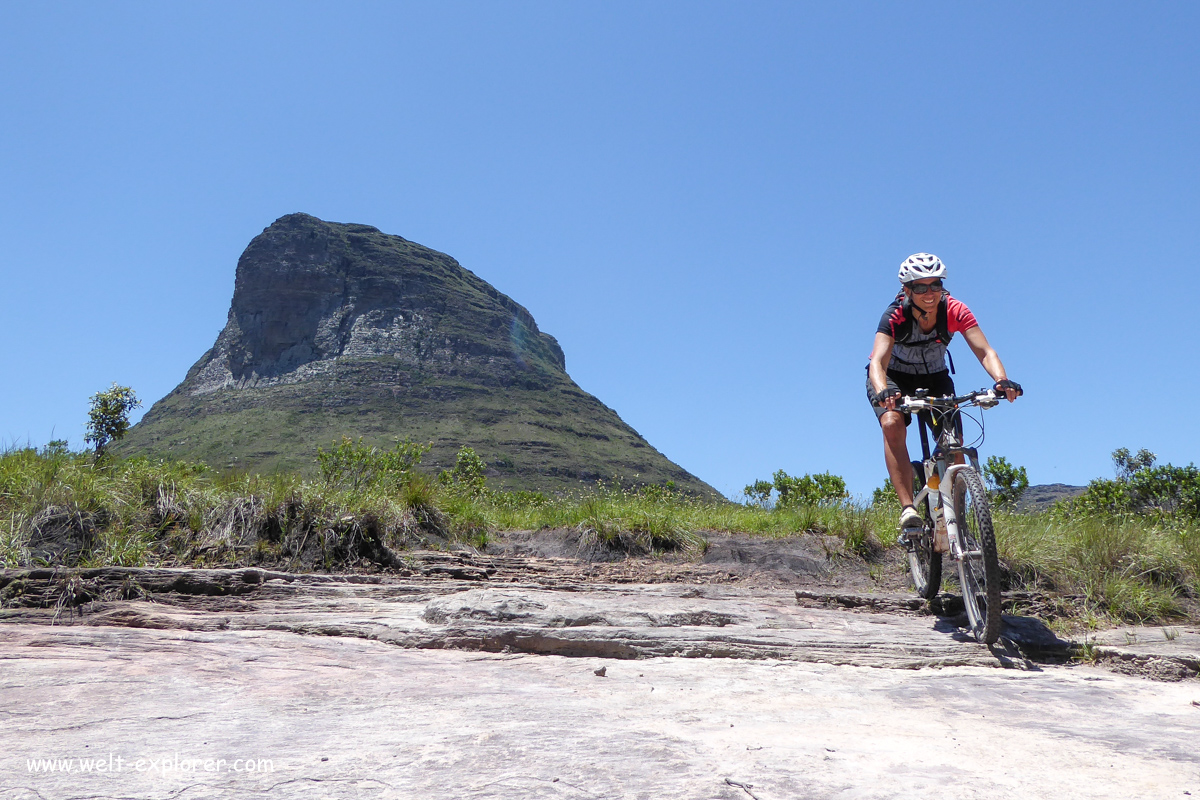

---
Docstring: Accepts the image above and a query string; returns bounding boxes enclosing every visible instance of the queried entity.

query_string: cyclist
[866,253,1021,531]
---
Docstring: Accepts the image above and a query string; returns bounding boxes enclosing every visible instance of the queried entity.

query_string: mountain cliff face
[122,214,713,494]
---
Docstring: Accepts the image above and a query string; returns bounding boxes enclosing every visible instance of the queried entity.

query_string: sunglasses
[907,280,944,295]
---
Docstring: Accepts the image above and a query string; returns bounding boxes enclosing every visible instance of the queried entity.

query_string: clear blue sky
[2,2,1197,499]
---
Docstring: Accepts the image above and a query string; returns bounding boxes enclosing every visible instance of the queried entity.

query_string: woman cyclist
[866,253,1021,531]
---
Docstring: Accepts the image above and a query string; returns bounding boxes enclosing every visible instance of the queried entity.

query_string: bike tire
[906,460,942,600]
[952,467,1002,644]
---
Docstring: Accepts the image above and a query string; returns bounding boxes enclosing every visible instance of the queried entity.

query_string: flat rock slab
[2,568,1199,798]
[3,568,1049,669]
[2,624,1198,800]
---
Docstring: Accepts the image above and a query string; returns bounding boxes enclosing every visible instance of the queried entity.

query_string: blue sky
[2,2,1197,499]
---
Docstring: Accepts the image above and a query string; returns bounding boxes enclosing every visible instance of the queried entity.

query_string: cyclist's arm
[868,333,896,408]
[961,326,1018,402]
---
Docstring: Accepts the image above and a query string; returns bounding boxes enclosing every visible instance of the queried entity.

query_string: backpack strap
[934,295,954,373]
[934,295,952,346]
[899,294,952,345]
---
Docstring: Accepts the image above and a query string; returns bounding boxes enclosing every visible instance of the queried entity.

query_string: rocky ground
[2,532,1198,799]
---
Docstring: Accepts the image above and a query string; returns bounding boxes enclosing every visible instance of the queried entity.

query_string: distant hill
[1016,483,1087,513]
[120,213,716,495]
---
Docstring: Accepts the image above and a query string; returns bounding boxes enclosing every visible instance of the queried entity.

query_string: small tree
[438,446,489,498]
[742,479,773,508]
[983,455,1029,510]
[85,383,141,457]
[1112,447,1156,479]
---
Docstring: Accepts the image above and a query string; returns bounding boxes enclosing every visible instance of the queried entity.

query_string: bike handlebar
[897,388,1002,414]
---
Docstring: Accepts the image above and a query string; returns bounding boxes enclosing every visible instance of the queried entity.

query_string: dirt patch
[1095,651,1200,681]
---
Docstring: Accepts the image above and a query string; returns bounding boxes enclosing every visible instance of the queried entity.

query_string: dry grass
[2,448,1197,627]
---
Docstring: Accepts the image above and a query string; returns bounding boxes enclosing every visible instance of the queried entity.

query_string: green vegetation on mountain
[118,213,713,495]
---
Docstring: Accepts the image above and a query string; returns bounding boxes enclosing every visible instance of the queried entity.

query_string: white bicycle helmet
[898,253,946,284]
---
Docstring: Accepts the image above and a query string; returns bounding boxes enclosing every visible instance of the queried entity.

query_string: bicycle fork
[916,461,975,562]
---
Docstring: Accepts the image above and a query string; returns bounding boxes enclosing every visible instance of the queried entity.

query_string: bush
[984,455,1029,510]
[438,446,488,499]
[85,384,141,457]
[995,513,1194,623]
[636,481,677,502]
[771,470,848,509]
[1113,447,1157,478]
[316,437,431,493]
[742,480,773,507]
[1056,447,1200,520]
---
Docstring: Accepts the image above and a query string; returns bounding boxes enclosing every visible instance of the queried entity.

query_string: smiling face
[903,277,944,316]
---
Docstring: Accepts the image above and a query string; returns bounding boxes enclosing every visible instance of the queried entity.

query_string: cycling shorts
[865,368,955,432]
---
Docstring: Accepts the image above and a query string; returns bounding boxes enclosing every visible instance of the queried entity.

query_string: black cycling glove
[875,387,902,407]
[994,379,1023,396]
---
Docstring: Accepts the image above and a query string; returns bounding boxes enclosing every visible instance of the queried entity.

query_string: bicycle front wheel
[952,467,1002,644]
[906,460,942,599]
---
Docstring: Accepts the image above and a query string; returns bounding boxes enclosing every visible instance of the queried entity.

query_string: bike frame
[904,391,996,565]
[896,387,1009,643]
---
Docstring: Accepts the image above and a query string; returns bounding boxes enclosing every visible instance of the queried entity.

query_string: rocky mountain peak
[123,214,713,495]
[188,213,564,394]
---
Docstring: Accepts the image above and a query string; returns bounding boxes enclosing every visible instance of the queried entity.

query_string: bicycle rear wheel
[906,460,942,599]
[952,467,1002,644]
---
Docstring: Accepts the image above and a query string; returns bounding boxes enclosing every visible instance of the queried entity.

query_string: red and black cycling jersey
[876,291,978,375]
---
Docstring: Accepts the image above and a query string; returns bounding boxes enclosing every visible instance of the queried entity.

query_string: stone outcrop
[185,215,565,393]
[121,214,713,493]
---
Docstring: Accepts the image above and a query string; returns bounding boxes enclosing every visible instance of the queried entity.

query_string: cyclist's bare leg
[881,411,914,507]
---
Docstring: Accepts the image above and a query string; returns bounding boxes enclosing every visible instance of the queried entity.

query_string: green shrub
[316,436,431,493]
[1056,447,1200,520]
[771,470,848,509]
[984,455,1029,510]
[995,511,1195,623]
[742,480,772,507]
[438,446,489,499]
[1113,447,1158,478]
[85,384,142,457]
[636,481,677,502]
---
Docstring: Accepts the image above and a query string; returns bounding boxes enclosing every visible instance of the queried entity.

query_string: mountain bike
[897,388,1013,644]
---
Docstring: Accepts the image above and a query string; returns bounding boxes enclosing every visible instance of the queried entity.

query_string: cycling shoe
[899,505,923,531]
